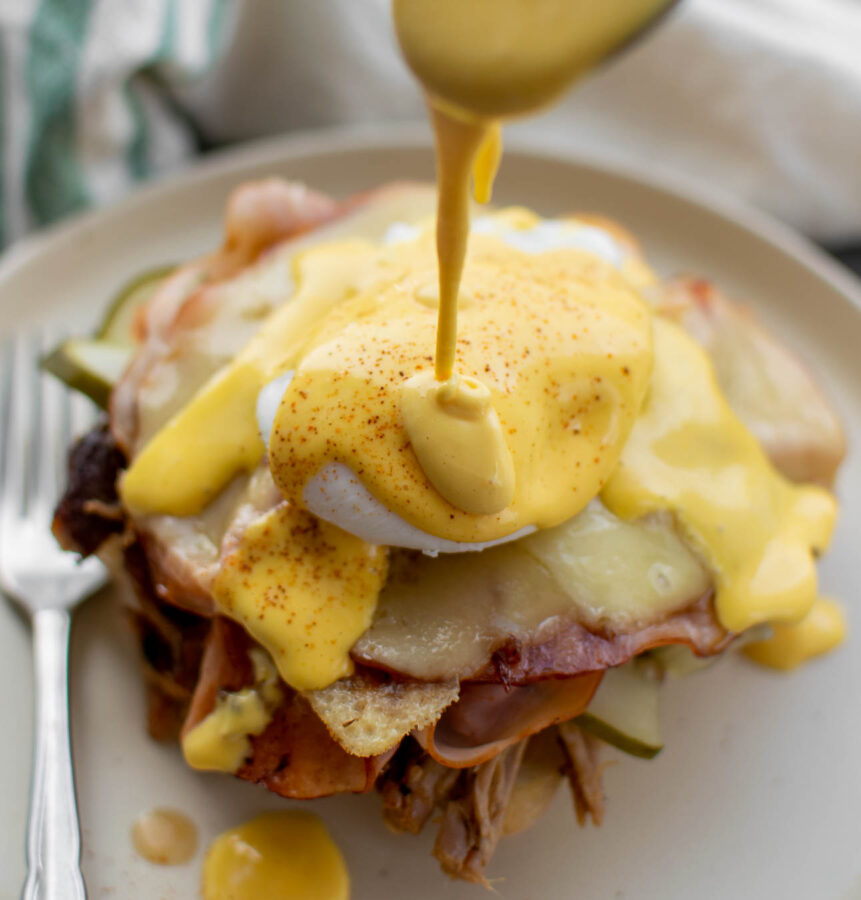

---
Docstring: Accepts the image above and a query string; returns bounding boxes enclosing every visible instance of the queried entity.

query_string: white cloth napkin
[523,0,861,242]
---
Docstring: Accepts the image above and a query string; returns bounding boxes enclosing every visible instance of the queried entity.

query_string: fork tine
[0,337,11,439]
[57,352,74,496]
[34,328,68,518]
[69,388,97,444]
[1,333,33,525]
[0,339,14,526]
[25,331,41,514]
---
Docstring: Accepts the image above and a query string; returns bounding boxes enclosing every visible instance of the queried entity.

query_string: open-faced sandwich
[49,175,846,884]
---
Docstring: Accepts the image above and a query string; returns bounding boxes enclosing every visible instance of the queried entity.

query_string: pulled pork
[380,728,605,885]
[434,741,528,885]
[52,422,125,556]
[380,741,461,835]
[558,722,606,827]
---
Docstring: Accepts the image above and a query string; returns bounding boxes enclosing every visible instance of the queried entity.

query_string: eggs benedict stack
[46,0,848,889]
[52,176,845,883]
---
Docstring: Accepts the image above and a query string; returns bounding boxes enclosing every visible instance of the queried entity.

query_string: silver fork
[1,332,108,900]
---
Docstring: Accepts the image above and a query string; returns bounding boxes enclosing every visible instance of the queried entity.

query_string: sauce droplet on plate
[202,810,349,900]
[131,808,197,866]
[743,596,847,670]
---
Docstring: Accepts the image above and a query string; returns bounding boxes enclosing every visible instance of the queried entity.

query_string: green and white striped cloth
[0,0,230,247]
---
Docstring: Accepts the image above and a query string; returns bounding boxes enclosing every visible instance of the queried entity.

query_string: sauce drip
[213,503,388,690]
[401,369,515,515]
[744,596,847,670]
[602,319,836,634]
[399,108,513,514]
[131,808,197,866]
[430,105,487,383]
[472,123,502,206]
[182,648,283,771]
[202,811,349,900]
[182,688,271,773]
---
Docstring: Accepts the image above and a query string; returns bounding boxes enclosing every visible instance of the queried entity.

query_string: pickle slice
[41,338,132,408]
[576,661,663,759]
[97,265,174,344]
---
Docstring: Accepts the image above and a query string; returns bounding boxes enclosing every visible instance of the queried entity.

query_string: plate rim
[0,120,859,317]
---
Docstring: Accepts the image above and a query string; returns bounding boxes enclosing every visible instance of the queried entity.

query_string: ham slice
[661,276,845,487]
[111,180,338,453]
[468,593,731,685]
[417,673,602,769]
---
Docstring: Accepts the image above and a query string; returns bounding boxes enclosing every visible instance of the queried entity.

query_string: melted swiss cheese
[602,319,836,633]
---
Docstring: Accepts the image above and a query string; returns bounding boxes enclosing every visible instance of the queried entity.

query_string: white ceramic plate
[1,126,859,900]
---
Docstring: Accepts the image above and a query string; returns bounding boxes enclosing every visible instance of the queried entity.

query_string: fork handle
[22,608,86,900]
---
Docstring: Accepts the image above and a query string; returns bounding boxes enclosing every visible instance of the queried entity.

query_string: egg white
[384,215,627,268]
[256,369,294,447]
[471,216,627,266]
[303,462,535,555]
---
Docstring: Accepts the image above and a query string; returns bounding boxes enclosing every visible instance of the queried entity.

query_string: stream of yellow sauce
[428,105,487,384]
[202,811,349,900]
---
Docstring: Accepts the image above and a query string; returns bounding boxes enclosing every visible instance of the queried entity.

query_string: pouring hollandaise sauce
[120,0,841,697]
[393,0,678,514]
